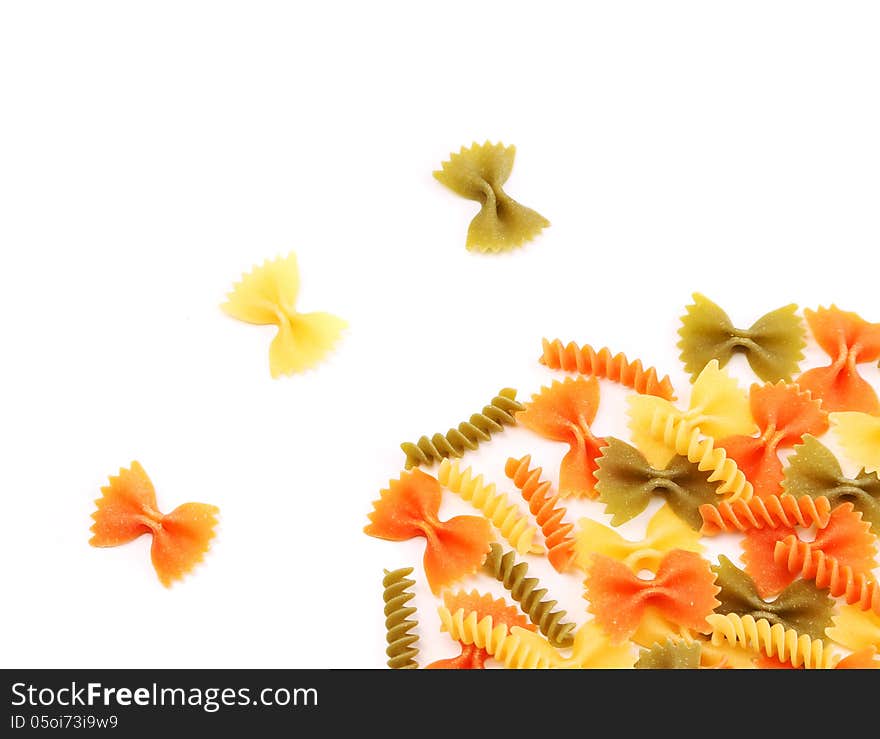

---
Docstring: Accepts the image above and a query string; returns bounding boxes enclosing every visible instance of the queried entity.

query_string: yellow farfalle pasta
[573,503,703,573]
[826,605,880,652]
[437,459,543,555]
[221,252,346,378]
[559,622,636,669]
[627,363,756,502]
[438,606,558,669]
[706,613,840,669]
[831,412,880,474]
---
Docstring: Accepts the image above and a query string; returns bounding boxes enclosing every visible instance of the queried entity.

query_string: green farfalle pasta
[713,556,834,640]
[677,293,805,383]
[594,437,720,529]
[383,567,419,670]
[401,388,523,469]
[482,543,576,649]
[635,638,702,669]
[783,435,880,532]
[434,141,550,253]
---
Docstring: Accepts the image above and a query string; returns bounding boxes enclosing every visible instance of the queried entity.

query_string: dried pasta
[584,549,720,642]
[364,469,492,594]
[716,382,827,499]
[706,613,839,669]
[365,296,880,669]
[437,459,542,555]
[699,493,832,536]
[221,252,346,378]
[796,305,880,414]
[559,622,636,669]
[628,360,757,500]
[428,591,534,669]
[743,502,877,597]
[505,455,576,573]
[826,604,880,652]
[401,388,523,469]
[382,567,419,669]
[835,648,880,669]
[425,644,487,670]
[831,411,880,474]
[482,544,576,648]
[677,293,805,383]
[635,638,702,669]
[438,607,558,669]
[433,141,550,253]
[574,503,704,573]
[89,462,219,587]
[630,608,758,669]
[594,438,720,529]
[782,434,880,531]
[713,555,834,639]
[539,339,676,400]
[773,515,879,614]
[516,377,606,498]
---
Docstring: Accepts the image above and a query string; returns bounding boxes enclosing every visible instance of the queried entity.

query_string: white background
[1,1,879,668]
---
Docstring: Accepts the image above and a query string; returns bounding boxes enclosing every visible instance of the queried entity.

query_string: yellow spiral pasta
[437,459,543,555]
[438,607,558,669]
[643,404,754,501]
[401,388,523,469]
[706,613,839,669]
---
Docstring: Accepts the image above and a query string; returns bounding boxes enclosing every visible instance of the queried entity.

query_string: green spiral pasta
[383,567,419,669]
[401,388,523,469]
[482,543,576,648]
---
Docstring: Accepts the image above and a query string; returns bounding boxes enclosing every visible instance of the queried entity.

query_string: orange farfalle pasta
[426,643,488,670]
[505,455,576,573]
[716,383,828,499]
[796,306,880,414]
[516,377,606,498]
[364,469,492,595]
[428,591,536,669]
[539,339,676,401]
[742,502,877,598]
[584,549,720,643]
[699,494,832,536]
[90,462,219,587]
[835,648,880,669]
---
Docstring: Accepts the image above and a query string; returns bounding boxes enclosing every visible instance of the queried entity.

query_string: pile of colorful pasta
[366,296,880,668]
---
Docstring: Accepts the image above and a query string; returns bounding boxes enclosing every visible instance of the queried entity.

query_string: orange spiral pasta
[645,406,754,501]
[504,455,576,573]
[774,537,880,615]
[699,494,833,535]
[539,339,677,401]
